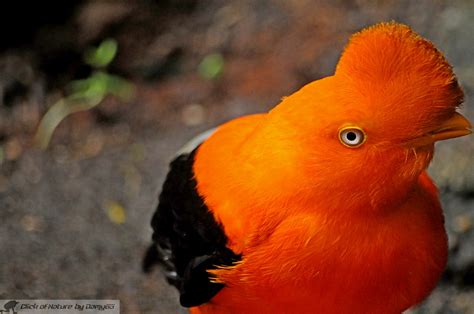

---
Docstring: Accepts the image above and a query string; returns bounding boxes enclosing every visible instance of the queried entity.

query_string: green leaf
[198,53,224,80]
[69,72,109,100]
[34,38,135,150]
[105,74,135,100]
[84,38,118,68]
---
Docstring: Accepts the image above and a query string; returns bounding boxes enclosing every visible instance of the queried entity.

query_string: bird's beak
[405,112,472,147]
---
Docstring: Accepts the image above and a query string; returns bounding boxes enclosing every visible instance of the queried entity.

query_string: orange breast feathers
[191,22,470,314]
[193,120,448,314]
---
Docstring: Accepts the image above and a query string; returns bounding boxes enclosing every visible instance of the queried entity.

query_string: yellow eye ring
[338,126,367,148]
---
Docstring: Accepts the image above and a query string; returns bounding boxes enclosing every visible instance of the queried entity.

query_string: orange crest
[333,22,464,141]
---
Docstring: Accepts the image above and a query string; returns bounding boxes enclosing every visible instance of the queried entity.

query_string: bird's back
[143,114,265,307]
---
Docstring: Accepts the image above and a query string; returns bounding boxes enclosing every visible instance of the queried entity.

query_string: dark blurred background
[0,1,473,313]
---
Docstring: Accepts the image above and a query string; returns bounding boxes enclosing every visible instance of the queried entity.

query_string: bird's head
[270,22,471,210]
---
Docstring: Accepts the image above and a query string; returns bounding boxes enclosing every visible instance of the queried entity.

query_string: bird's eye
[338,127,366,148]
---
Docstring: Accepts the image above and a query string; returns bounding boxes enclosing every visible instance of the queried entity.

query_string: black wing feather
[143,148,241,307]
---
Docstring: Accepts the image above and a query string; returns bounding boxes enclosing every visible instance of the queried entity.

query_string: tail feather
[143,244,174,272]
[142,244,160,273]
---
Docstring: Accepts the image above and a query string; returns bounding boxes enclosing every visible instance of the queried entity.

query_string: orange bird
[144,22,471,314]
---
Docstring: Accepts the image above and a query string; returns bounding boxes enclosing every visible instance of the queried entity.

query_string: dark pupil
[346,132,357,141]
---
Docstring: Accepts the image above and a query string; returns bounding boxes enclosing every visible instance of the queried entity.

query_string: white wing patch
[175,128,217,157]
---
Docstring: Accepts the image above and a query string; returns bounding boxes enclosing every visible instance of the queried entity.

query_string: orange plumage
[188,22,471,313]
